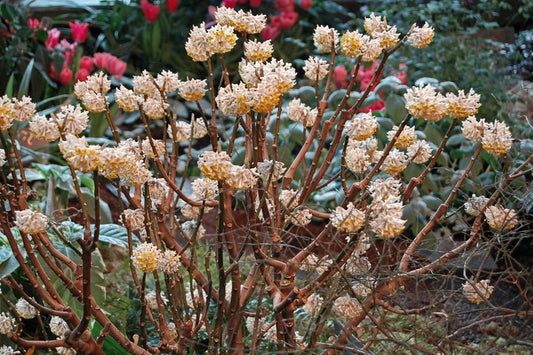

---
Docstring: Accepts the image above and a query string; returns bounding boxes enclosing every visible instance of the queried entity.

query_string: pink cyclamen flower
[69,21,89,43]
[300,0,312,10]
[45,28,61,51]
[166,0,179,12]
[93,52,113,69]
[140,0,160,22]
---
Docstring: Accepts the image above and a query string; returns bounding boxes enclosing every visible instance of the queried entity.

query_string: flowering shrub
[0,6,531,355]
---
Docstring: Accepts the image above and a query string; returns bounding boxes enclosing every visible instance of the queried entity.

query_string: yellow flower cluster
[331,202,366,233]
[131,242,162,273]
[462,279,494,304]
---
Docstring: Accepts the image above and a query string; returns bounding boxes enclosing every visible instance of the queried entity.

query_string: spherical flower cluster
[122,209,145,230]
[29,114,60,142]
[262,59,297,94]
[191,177,219,201]
[303,56,329,81]
[0,95,15,131]
[446,89,481,119]
[147,178,170,205]
[349,137,382,165]
[404,83,448,121]
[177,78,207,102]
[461,115,487,142]
[387,125,416,149]
[302,293,323,316]
[345,112,377,141]
[374,25,400,49]
[464,195,489,216]
[407,139,433,164]
[331,202,366,233]
[248,81,281,113]
[198,150,233,181]
[462,279,494,304]
[55,104,89,136]
[132,242,162,273]
[360,38,383,62]
[74,72,110,113]
[340,30,368,58]
[332,296,363,321]
[239,59,263,87]
[120,160,153,186]
[280,189,299,211]
[313,25,339,53]
[288,208,312,226]
[407,22,435,48]
[159,249,181,274]
[207,24,237,54]
[133,70,159,97]
[55,346,76,355]
[58,134,100,172]
[169,121,192,143]
[227,165,258,189]
[0,149,5,166]
[481,120,513,156]
[15,209,48,234]
[287,98,317,127]
[301,254,331,275]
[156,70,180,94]
[141,138,166,159]
[216,83,250,116]
[186,23,212,62]
[484,205,518,231]
[0,345,20,355]
[380,148,408,175]
[13,96,36,122]
[215,7,266,34]
[368,177,405,238]
[0,312,15,334]
[257,160,286,183]
[16,298,38,319]
[114,86,140,112]
[363,13,388,37]
[50,316,70,337]
[244,39,273,62]
[345,146,370,175]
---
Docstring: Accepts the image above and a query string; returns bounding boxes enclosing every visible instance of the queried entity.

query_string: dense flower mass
[15,209,48,234]
[16,298,38,319]
[481,120,513,156]
[313,25,339,53]
[198,150,233,181]
[462,279,494,304]
[461,115,486,142]
[484,205,518,231]
[407,22,434,48]
[464,195,490,216]
[186,23,212,62]
[132,242,162,273]
[331,202,366,233]
[340,30,368,58]
[445,89,481,118]
[207,24,237,54]
[303,56,329,81]
[404,83,448,121]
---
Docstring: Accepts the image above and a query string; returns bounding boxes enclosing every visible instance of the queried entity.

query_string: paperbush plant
[0,6,531,355]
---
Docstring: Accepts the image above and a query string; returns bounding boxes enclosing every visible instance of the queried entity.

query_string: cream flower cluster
[303,57,329,81]
[462,279,494,304]
[198,150,258,190]
[122,209,145,230]
[15,209,48,234]
[16,298,38,319]
[331,202,366,233]
[1,95,36,131]
[50,316,70,337]
[332,296,363,321]
[74,72,110,113]
[302,293,323,316]
[214,7,266,34]
[461,116,513,155]
[407,22,435,48]
[0,312,16,334]
[368,177,406,238]
[464,195,489,216]
[484,205,518,231]
[131,242,181,274]
[287,98,317,127]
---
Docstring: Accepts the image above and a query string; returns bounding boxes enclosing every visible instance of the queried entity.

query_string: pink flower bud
[69,21,89,43]
[45,28,61,51]
[140,0,160,22]
[333,65,348,89]
[279,11,298,29]
[79,56,94,73]
[59,64,73,85]
[300,0,312,10]
[166,0,179,12]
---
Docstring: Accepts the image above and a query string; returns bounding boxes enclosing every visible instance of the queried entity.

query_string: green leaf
[0,246,23,279]
[5,73,14,98]
[90,319,130,355]
[18,59,34,99]
[384,94,407,124]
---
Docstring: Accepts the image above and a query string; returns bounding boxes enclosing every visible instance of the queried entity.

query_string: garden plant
[0,4,532,355]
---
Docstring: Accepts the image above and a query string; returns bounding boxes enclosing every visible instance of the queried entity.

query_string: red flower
[249,0,262,7]
[69,21,89,43]
[275,0,294,12]
[362,99,385,113]
[333,65,349,89]
[279,11,298,29]
[28,18,41,29]
[107,56,127,79]
[261,24,282,41]
[45,28,61,51]
[166,0,179,12]
[75,68,90,82]
[93,52,113,69]
[140,0,160,22]
[300,0,312,10]
[223,0,238,7]
[392,63,408,84]
[79,56,94,73]
[58,39,77,63]
[59,65,73,85]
